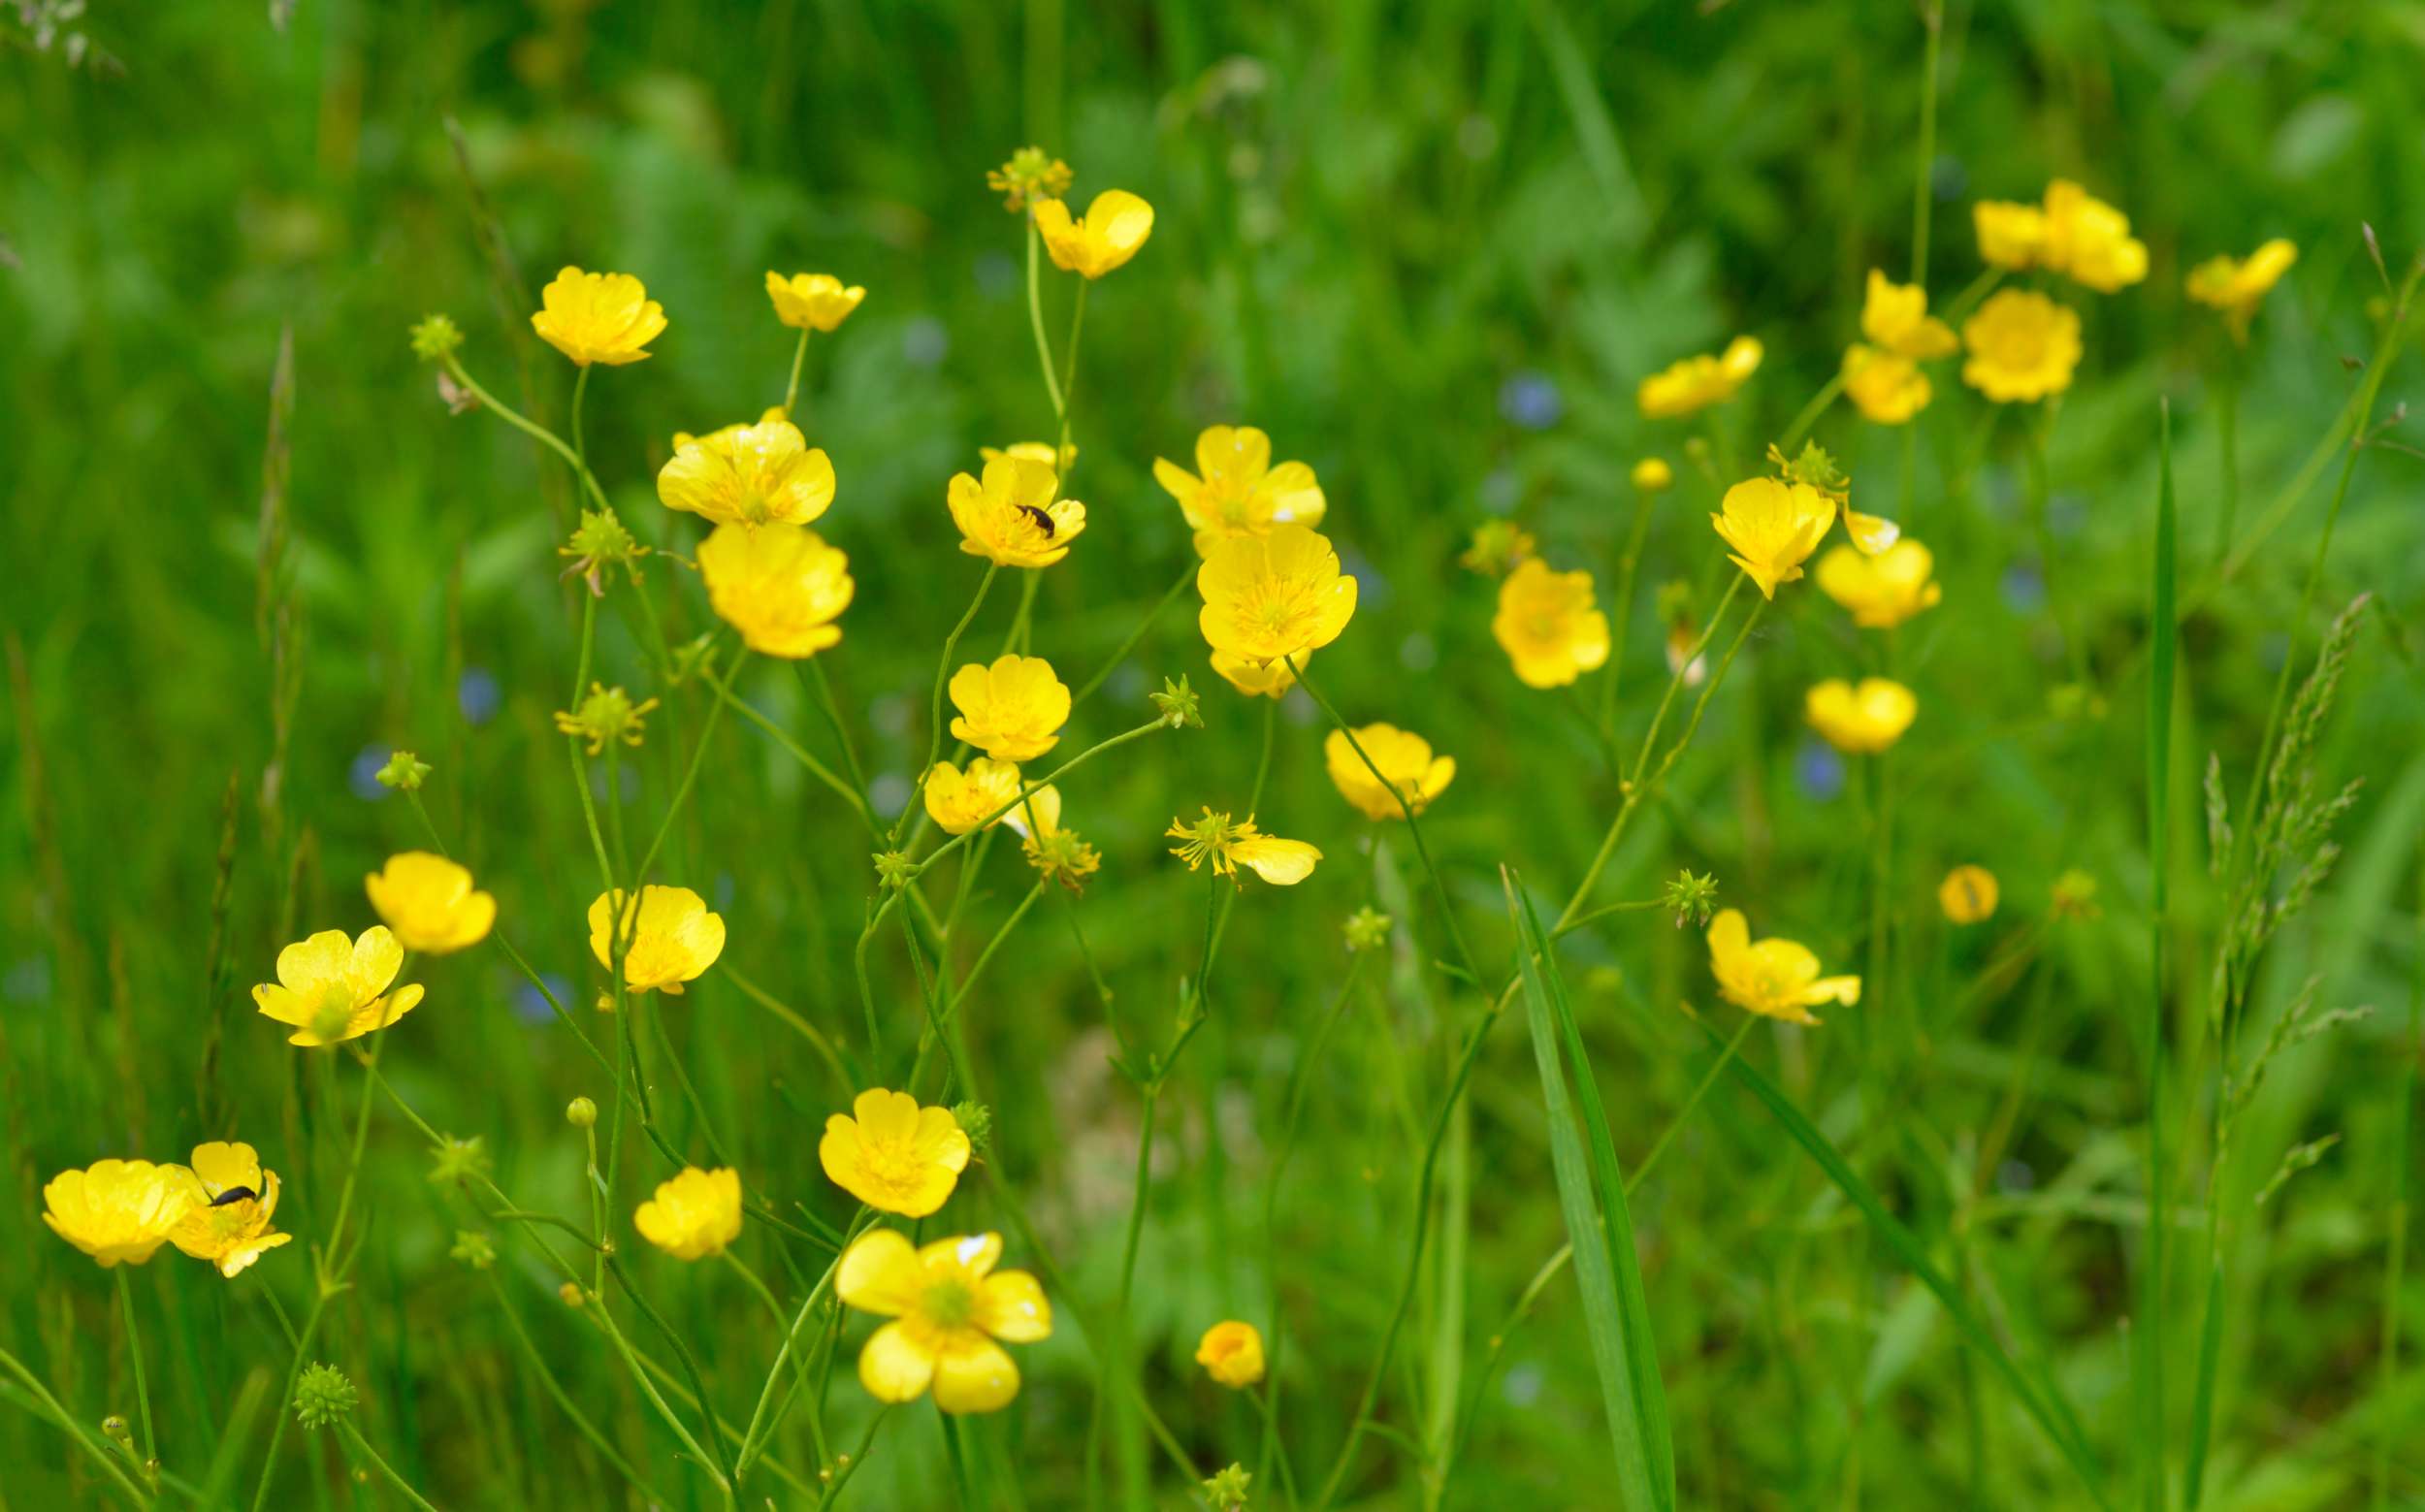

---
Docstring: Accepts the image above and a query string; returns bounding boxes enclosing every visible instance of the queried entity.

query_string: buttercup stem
[441,354,612,514]
[570,363,591,471]
[784,328,812,419]
[900,563,1002,843]
[335,1420,440,1512]
[1073,562,1195,705]
[113,1268,155,1476]
[1024,214,1067,421]
[0,1344,152,1507]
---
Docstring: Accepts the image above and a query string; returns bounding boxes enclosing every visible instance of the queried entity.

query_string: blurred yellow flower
[949,655,1071,762]
[765,271,865,333]
[1841,344,1932,425]
[633,1167,742,1260]
[1004,785,1102,890]
[588,885,726,996]
[365,853,496,955]
[1491,559,1610,689]
[982,440,1077,472]
[1939,864,2000,924]
[1153,426,1327,558]
[1815,540,1942,628]
[1324,724,1456,821]
[168,1142,292,1278]
[699,522,855,658]
[1210,648,1302,699]
[1033,189,1155,278]
[2186,240,2298,343]
[43,1160,203,1268]
[1961,290,2081,403]
[1166,808,1322,886]
[2043,178,2149,293]
[1973,200,2049,270]
[1196,1321,1266,1389]
[252,927,424,1046]
[820,1089,972,1218]
[1705,909,1859,1026]
[1459,520,1536,578]
[839,1229,1051,1414]
[1196,524,1358,666]
[1632,456,1674,493]
[923,758,1023,836]
[1859,270,1957,359]
[948,456,1087,568]
[1805,677,1918,754]
[658,415,836,530]
[531,266,666,367]
[1637,335,1762,419]
[1711,477,1835,599]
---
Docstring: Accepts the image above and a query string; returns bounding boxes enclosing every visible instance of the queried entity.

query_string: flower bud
[566,1096,598,1129]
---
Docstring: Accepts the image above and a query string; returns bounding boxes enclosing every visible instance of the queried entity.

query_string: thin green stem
[113,1269,155,1475]
[249,1294,327,1512]
[899,564,1002,843]
[335,1421,440,1512]
[1911,4,1942,281]
[1598,477,1663,750]
[1056,278,1089,466]
[0,1345,152,1508]
[482,1273,668,1505]
[785,328,812,418]
[442,354,612,513]
[570,363,592,471]
[1074,563,1195,705]
[703,659,874,832]
[1024,215,1067,421]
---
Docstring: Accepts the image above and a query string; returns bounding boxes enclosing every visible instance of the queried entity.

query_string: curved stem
[899,565,1001,844]
[1024,216,1067,421]
[442,354,612,513]
[784,328,812,419]
[1073,563,1195,705]
[335,1420,441,1512]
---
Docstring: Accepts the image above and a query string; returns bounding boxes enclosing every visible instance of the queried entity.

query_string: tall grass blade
[2143,401,2179,1512]
[1504,868,1674,1512]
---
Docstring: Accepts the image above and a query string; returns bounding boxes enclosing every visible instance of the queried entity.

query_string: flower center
[922,1275,977,1328]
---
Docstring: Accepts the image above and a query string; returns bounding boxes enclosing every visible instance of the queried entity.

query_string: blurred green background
[7,0,2425,1507]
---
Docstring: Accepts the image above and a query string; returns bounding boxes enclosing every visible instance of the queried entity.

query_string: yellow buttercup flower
[1325,724,1455,821]
[1632,456,1674,493]
[1841,344,1932,425]
[1003,785,1102,891]
[1166,808,1321,886]
[948,456,1086,569]
[1961,290,2081,403]
[1032,189,1155,278]
[252,927,424,1046]
[1859,270,1957,359]
[633,1167,742,1261]
[43,1160,203,1268]
[699,522,855,658]
[1973,200,2049,271]
[765,271,865,333]
[530,266,665,367]
[949,655,1071,762]
[840,1230,1051,1414]
[2042,178,2148,293]
[922,758,1023,836]
[1637,336,1762,419]
[1492,559,1610,689]
[820,1089,972,1218]
[1705,909,1860,1026]
[365,853,496,955]
[1153,426,1327,558]
[672,405,789,454]
[1211,648,1304,699]
[587,885,726,995]
[1939,865,2000,925]
[1711,477,1836,599]
[1805,677,1918,754]
[168,1142,293,1278]
[1196,1321,1266,1390]
[981,440,1077,473]
[658,415,836,530]
[2186,240,2298,344]
[1195,524,1358,667]
[1815,540,1942,629]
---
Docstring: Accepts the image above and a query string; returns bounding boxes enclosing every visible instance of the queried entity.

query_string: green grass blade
[1505,868,1672,1512]
[1705,1017,2117,1511]
[2145,400,2179,1512]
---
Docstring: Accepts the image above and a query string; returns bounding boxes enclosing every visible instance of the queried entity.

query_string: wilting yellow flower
[1210,649,1302,699]
[1939,865,2000,925]
[1632,456,1674,493]
[1003,785,1101,890]
[1961,290,2082,403]
[948,456,1087,569]
[1325,724,1455,821]
[1196,524,1358,666]
[1815,540,1942,628]
[2186,240,2298,343]
[986,146,1073,212]
[1974,200,2049,270]
[949,655,1071,762]
[1166,809,1321,886]
[2042,178,2148,293]
[1492,559,1610,689]
[1196,1321,1266,1389]
[658,415,836,531]
[923,758,1024,836]
[168,1142,292,1278]
[1705,909,1860,1026]
[699,522,855,658]
[556,683,660,756]
[588,885,726,995]
[1805,677,1918,754]
[531,267,665,367]
[820,1089,972,1218]
[1153,426,1327,558]
[1033,189,1155,278]
[765,271,865,333]
[1711,477,1835,599]
[43,1161,203,1268]
[252,927,424,1046]
[1842,344,1932,425]
[1638,336,1762,419]
[633,1167,742,1261]
[840,1230,1051,1413]
[1860,270,1958,359]
[365,853,496,955]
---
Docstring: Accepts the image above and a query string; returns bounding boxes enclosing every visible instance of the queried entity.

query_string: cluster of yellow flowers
[43,1144,291,1278]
